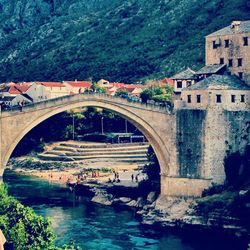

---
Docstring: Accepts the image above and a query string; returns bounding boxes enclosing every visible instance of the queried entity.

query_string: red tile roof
[36,82,65,87]
[15,85,30,92]
[65,81,91,88]
[111,83,145,89]
[7,84,30,94]
[160,78,175,86]
[8,86,22,95]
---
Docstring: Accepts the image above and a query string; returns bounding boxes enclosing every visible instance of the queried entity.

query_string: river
[3,170,245,250]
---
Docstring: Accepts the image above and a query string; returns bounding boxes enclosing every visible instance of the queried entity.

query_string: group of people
[131,173,139,182]
[107,171,121,183]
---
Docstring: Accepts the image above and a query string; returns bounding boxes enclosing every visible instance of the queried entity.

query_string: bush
[0,184,80,250]
[0,184,57,249]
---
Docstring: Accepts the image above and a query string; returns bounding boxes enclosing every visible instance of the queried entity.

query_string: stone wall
[203,110,250,183]
[176,109,206,178]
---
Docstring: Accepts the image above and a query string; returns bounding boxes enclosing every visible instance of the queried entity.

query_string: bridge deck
[0,93,172,114]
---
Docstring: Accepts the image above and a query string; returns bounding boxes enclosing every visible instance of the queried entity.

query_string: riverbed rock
[136,197,145,208]
[127,200,137,207]
[239,190,248,196]
[119,197,132,204]
[91,189,113,206]
[147,191,157,203]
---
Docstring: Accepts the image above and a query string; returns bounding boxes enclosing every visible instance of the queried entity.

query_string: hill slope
[0,0,249,83]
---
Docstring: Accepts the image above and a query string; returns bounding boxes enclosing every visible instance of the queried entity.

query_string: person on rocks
[135,174,139,183]
[131,174,134,182]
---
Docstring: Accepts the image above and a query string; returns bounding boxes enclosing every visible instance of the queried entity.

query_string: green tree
[0,184,81,250]
[115,88,128,98]
[140,88,154,103]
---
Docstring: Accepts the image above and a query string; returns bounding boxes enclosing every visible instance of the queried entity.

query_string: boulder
[119,197,132,203]
[91,189,113,206]
[147,191,157,203]
[136,197,145,208]
[127,200,137,207]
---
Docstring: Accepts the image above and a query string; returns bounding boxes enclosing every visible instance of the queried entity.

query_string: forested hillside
[0,0,250,83]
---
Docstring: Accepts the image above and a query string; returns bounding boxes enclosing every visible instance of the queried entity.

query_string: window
[177,81,182,88]
[216,94,222,103]
[186,81,191,87]
[224,39,230,48]
[212,39,221,49]
[243,37,248,46]
[239,72,243,79]
[220,58,224,64]
[231,95,236,103]
[187,95,192,103]
[213,41,217,49]
[196,95,201,103]
[228,59,233,67]
[240,95,245,103]
[238,58,243,67]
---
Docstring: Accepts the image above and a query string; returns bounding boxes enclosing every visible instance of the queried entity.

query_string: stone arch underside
[3,100,171,177]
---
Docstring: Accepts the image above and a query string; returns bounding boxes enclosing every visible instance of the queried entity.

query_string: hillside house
[36,82,68,99]
[206,20,250,84]
[0,83,30,97]
[0,93,33,107]
[64,81,91,94]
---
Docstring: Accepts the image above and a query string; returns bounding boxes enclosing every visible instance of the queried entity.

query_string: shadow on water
[3,170,247,250]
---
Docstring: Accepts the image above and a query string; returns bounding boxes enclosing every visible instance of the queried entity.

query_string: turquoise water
[3,170,245,250]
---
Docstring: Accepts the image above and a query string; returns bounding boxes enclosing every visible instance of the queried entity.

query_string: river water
[3,170,245,250]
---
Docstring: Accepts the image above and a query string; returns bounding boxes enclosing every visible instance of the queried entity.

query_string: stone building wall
[203,110,250,184]
[176,109,206,178]
[181,89,250,111]
[206,32,250,84]
[175,107,250,185]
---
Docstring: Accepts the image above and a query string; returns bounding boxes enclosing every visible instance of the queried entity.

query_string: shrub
[0,184,80,250]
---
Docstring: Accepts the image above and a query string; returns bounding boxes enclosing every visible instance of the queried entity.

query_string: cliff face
[0,0,118,33]
[0,0,249,83]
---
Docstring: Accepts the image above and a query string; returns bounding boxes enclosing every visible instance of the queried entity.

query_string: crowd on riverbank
[8,157,147,188]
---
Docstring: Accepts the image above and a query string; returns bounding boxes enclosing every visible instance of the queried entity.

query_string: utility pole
[72,111,75,140]
[101,117,104,135]
[125,119,128,133]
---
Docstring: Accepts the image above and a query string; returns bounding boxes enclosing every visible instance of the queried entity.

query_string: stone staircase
[38,141,150,163]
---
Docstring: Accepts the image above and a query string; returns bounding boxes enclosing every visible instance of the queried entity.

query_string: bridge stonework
[0,94,249,197]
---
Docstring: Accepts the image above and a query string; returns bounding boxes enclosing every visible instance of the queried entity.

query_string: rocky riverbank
[7,156,250,244]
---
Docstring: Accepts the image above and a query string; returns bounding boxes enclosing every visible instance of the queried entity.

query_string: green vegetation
[195,146,250,229]
[140,85,173,103]
[0,184,80,249]
[115,89,129,98]
[0,0,250,83]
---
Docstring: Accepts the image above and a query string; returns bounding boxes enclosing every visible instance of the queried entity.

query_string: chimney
[231,21,241,32]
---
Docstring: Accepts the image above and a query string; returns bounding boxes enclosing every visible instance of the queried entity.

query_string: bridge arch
[3,100,170,178]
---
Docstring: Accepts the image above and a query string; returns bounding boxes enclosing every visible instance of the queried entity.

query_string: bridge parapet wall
[1,93,172,115]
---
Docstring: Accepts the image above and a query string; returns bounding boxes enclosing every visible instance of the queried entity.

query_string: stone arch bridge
[1,93,248,197]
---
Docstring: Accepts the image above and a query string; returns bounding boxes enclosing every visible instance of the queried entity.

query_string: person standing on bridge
[18,101,23,112]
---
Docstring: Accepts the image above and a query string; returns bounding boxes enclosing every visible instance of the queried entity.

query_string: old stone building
[171,68,197,94]
[206,20,250,84]
[180,74,250,111]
